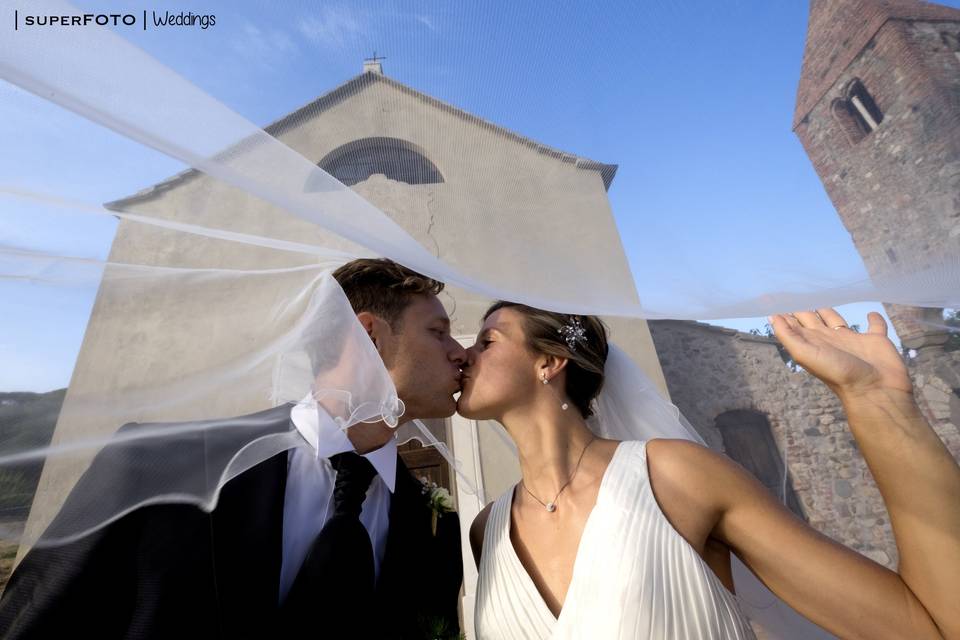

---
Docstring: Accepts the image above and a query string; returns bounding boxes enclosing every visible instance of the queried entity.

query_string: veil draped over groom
[1,1,959,638]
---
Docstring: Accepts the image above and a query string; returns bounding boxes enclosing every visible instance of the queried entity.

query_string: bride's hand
[768,308,913,403]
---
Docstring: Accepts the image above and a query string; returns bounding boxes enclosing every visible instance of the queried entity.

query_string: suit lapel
[375,455,464,638]
[378,456,429,593]
[207,407,294,632]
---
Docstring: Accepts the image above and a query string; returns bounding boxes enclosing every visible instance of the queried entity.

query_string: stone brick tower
[794,0,960,422]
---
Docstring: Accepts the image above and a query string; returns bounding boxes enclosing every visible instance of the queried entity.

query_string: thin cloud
[230,22,298,68]
[298,6,366,50]
[416,15,437,32]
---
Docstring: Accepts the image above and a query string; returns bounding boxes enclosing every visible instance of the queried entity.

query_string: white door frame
[450,334,485,638]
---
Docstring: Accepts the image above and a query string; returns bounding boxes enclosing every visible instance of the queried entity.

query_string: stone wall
[911,346,960,464]
[649,319,960,569]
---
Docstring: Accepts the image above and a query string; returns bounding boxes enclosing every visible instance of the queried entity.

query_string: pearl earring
[542,373,567,408]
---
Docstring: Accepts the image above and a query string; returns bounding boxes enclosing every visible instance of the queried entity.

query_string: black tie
[281,452,378,636]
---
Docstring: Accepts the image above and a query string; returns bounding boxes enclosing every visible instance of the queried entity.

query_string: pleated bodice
[474,440,757,640]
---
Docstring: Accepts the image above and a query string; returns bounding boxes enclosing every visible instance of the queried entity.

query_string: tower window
[832,98,866,145]
[831,78,883,145]
[941,31,960,61]
[845,79,883,133]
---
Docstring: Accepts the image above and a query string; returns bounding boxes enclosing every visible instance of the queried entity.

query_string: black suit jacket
[0,405,462,639]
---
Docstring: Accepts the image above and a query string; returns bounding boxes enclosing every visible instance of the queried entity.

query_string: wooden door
[398,439,452,491]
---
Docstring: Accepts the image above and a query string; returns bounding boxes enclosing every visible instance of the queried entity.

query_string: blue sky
[3,0,955,391]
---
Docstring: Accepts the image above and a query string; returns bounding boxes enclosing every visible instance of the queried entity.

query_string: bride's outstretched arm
[648,308,959,639]
[766,309,960,638]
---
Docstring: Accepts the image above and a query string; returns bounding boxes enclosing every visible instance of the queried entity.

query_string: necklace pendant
[545,502,557,512]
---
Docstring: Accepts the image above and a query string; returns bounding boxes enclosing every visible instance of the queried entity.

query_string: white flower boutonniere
[419,477,454,536]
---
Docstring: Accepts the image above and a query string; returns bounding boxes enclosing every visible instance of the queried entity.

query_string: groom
[0,258,467,639]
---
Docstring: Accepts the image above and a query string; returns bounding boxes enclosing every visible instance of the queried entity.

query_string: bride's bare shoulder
[470,501,494,567]
[644,436,722,464]
[644,438,735,496]
[643,438,732,549]
[646,437,749,480]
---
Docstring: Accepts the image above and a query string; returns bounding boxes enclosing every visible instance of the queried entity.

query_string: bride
[458,302,960,639]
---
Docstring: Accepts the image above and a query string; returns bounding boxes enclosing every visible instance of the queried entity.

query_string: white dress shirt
[278,396,397,604]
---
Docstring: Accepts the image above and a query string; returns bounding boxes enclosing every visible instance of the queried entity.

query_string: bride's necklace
[520,437,596,513]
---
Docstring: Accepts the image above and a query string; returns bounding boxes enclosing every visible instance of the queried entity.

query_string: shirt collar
[363,435,397,493]
[289,393,397,493]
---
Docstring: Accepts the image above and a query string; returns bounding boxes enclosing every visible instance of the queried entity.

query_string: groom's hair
[333,258,444,332]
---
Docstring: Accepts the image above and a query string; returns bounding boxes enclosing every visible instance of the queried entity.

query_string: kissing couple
[2,258,958,640]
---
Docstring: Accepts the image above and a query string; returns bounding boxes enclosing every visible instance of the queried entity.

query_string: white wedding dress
[474,440,758,639]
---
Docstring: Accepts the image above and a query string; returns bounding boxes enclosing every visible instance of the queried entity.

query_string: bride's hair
[484,302,609,418]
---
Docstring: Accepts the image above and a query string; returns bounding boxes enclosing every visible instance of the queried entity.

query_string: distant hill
[0,389,66,518]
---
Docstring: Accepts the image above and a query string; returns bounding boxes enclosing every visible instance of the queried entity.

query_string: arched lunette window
[317,137,444,187]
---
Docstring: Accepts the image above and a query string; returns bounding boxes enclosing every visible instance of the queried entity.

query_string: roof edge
[107,71,618,209]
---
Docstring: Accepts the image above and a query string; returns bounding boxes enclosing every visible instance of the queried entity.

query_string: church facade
[23,59,668,627]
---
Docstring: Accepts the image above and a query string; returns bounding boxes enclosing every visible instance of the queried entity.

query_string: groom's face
[379,294,466,420]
